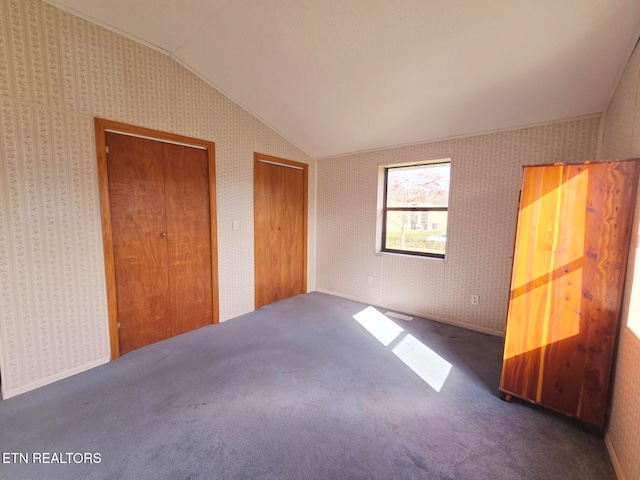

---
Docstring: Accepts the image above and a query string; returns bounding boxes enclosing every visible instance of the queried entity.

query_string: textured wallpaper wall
[0,0,316,398]
[317,117,600,335]
[599,41,640,480]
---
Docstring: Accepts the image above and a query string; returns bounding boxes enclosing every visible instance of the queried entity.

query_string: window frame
[381,161,450,259]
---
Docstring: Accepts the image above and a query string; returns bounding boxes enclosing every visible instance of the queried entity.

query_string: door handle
[160,232,167,237]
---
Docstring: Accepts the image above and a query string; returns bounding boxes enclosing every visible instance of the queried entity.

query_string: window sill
[375,251,447,262]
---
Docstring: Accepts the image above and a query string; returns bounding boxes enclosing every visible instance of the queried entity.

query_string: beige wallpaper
[599,40,640,480]
[0,0,316,398]
[317,117,600,335]
[1,3,636,476]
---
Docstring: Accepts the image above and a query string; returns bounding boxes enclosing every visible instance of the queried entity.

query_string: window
[626,234,640,339]
[381,161,450,258]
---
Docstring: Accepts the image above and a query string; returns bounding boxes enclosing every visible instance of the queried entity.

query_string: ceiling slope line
[171,6,231,56]
[40,0,171,55]
[41,0,318,162]
[170,55,319,162]
[602,27,640,120]
[317,113,603,161]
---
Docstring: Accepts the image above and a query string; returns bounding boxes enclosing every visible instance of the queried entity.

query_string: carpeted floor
[0,292,616,479]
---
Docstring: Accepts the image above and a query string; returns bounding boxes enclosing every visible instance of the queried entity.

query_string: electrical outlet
[232,220,239,231]
[471,294,479,305]
[367,275,373,285]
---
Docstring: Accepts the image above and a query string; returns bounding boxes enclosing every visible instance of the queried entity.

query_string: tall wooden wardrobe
[500,160,640,428]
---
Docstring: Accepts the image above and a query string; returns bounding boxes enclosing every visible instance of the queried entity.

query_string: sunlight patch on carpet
[353,306,403,346]
[392,334,452,392]
[353,306,451,392]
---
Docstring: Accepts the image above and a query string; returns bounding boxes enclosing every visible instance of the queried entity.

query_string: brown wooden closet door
[163,143,213,335]
[106,133,172,354]
[254,158,306,309]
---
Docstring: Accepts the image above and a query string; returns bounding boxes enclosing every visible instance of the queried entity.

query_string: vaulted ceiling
[44,0,640,158]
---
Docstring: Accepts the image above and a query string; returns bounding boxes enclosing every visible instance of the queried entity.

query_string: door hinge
[117,322,120,328]
[105,145,109,154]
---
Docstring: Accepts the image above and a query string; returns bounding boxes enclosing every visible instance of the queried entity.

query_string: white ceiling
[44,0,640,158]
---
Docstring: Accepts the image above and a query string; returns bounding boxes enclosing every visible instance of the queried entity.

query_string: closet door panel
[106,133,172,354]
[280,165,306,297]
[163,143,213,336]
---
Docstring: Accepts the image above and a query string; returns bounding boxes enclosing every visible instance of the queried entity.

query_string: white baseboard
[2,356,110,400]
[605,434,626,480]
[313,289,505,337]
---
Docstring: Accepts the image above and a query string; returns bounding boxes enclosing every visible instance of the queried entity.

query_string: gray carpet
[0,292,615,479]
